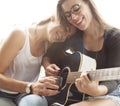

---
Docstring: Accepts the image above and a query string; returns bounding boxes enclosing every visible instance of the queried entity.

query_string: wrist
[25,83,33,94]
[42,57,51,68]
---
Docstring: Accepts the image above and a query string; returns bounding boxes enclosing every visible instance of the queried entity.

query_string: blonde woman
[0,13,74,106]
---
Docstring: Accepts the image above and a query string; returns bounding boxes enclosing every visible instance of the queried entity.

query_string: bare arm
[0,28,59,96]
[0,28,27,93]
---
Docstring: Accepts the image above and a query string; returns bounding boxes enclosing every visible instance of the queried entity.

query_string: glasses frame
[64,4,81,21]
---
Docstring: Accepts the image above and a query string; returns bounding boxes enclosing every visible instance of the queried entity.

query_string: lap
[17,94,48,106]
[0,91,48,106]
[70,95,120,106]
[0,97,16,106]
[87,95,120,106]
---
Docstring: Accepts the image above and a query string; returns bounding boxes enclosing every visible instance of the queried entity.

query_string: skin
[61,0,116,106]
[43,0,117,106]
[0,14,74,96]
[44,0,104,76]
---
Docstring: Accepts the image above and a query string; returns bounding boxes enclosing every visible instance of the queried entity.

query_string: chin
[78,25,87,31]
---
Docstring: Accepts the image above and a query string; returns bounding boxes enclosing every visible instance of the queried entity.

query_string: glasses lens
[72,4,80,14]
[65,12,71,20]
[64,4,81,20]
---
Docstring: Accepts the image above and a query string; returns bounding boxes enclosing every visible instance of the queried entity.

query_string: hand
[31,76,59,96]
[75,72,100,96]
[45,64,60,76]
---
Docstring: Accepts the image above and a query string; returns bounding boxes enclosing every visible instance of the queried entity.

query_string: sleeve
[106,28,120,67]
[100,28,120,94]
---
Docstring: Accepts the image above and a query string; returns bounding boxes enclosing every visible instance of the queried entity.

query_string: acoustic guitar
[47,51,120,106]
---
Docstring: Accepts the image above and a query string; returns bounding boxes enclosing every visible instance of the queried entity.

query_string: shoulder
[9,27,25,41]
[105,28,120,40]
[2,27,26,50]
[105,28,120,48]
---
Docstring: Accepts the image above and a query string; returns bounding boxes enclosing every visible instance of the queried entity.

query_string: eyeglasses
[64,4,81,21]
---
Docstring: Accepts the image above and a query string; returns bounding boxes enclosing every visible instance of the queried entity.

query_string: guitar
[47,51,120,106]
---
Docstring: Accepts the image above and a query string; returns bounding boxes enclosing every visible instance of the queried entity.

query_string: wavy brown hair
[57,0,111,30]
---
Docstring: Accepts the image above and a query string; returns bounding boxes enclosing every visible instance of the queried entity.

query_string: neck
[83,19,104,51]
[84,19,104,40]
[36,25,48,40]
[29,25,48,57]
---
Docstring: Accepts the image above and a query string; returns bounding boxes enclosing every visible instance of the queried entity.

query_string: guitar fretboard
[67,67,120,83]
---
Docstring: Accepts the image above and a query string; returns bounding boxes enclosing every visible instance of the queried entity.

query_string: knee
[70,101,89,106]
[18,94,48,106]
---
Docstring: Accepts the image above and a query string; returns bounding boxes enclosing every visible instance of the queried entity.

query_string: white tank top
[1,29,47,94]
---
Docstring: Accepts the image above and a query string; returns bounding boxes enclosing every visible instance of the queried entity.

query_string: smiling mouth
[76,16,84,25]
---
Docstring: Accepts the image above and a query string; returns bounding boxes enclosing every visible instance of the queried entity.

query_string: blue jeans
[0,91,48,106]
[85,84,120,106]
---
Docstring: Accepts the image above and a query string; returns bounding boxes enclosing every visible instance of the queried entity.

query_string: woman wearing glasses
[44,0,120,106]
[0,13,75,106]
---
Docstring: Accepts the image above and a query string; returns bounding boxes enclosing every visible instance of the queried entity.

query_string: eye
[72,4,80,13]
[65,12,71,19]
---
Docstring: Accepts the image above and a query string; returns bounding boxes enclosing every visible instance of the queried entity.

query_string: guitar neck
[66,67,120,83]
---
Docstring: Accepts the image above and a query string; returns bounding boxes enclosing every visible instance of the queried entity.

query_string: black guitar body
[51,52,81,72]
[46,52,82,106]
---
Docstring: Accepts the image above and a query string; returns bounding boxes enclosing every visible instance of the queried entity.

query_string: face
[47,15,76,43]
[62,0,92,31]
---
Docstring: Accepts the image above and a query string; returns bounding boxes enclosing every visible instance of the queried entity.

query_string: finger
[46,70,55,76]
[52,64,60,71]
[34,82,59,96]
[42,89,59,96]
[46,82,59,90]
[38,81,59,91]
[75,79,83,92]
[39,76,57,84]
[46,89,59,96]
[46,66,59,75]
[81,72,90,83]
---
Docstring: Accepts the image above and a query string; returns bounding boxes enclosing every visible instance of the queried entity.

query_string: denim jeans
[0,91,48,106]
[85,84,120,106]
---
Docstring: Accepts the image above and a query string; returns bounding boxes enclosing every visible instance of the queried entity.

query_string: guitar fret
[67,72,80,83]
[66,67,120,83]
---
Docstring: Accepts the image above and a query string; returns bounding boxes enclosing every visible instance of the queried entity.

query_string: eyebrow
[64,3,81,13]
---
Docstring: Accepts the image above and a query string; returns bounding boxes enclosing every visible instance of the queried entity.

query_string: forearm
[42,57,51,70]
[0,74,28,93]
[99,80,118,94]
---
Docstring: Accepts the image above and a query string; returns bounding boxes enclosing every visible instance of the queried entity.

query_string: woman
[44,0,120,106]
[0,13,74,106]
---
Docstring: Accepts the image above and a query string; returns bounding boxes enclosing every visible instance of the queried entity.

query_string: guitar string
[81,33,99,100]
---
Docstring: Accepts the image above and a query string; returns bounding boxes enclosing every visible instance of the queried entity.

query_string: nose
[71,13,78,21]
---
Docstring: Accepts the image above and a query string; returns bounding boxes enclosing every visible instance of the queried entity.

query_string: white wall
[94,0,120,28]
[0,0,58,39]
[0,0,120,39]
